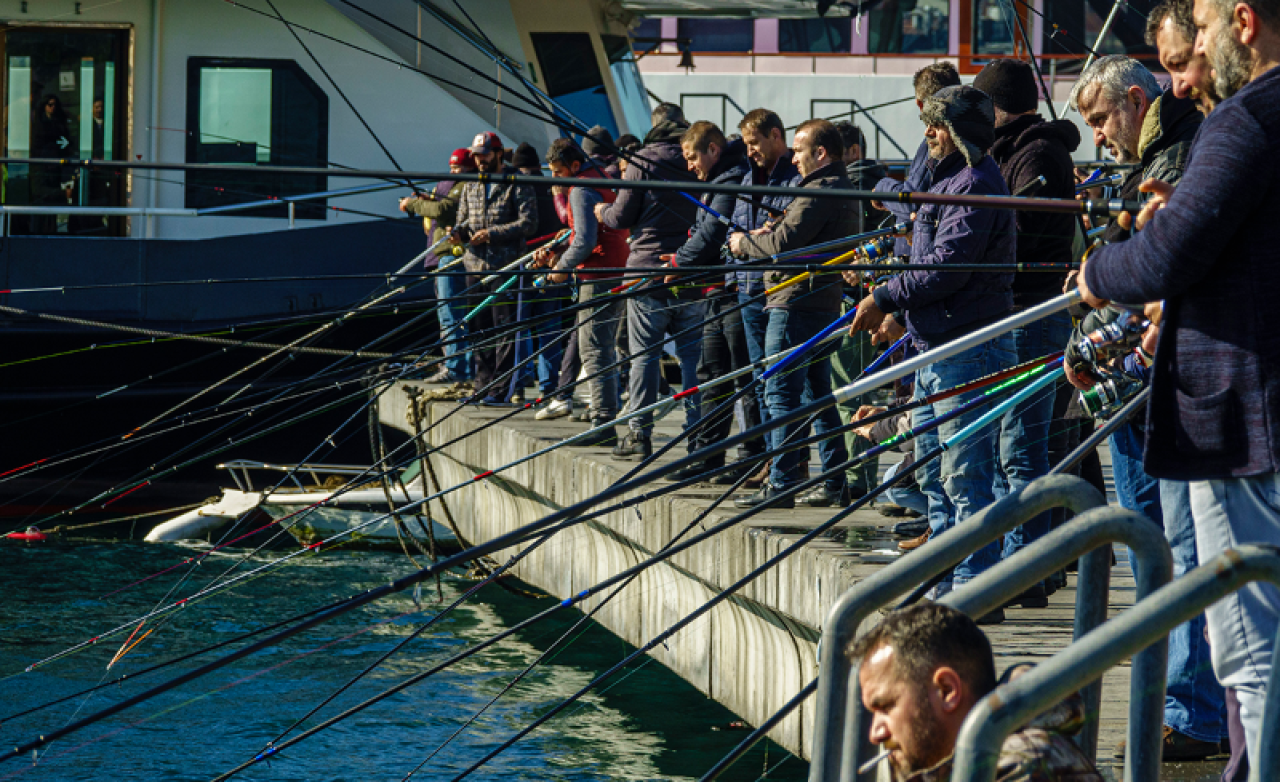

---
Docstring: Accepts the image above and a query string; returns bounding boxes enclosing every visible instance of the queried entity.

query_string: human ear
[932,667,966,714]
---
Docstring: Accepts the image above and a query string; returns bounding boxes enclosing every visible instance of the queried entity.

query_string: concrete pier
[378,382,1217,778]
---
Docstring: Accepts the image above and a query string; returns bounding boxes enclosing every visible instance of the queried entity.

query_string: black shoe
[891,518,930,538]
[976,607,1005,625]
[665,460,725,482]
[1003,581,1049,609]
[611,431,652,460]
[708,460,757,486]
[878,504,920,518]
[733,482,796,510]
[575,421,619,447]
[797,484,850,508]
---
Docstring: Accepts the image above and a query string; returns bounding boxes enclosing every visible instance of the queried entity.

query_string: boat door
[1,25,130,236]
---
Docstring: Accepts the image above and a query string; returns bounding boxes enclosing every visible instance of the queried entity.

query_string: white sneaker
[535,398,573,420]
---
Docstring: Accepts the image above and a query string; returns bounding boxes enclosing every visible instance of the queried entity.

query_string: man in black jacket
[730,119,855,509]
[597,103,701,459]
[973,59,1080,601]
[664,122,758,481]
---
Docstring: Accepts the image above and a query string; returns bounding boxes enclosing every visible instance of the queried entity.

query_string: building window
[631,17,661,46]
[869,0,950,53]
[973,0,1019,55]
[779,18,851,53]
[677,18,753,52]
[185,58,328,217]
[1041,0,1158,74]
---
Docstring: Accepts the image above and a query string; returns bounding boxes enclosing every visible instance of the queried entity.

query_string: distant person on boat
[854,603,1103,781]
[30,94,73,235]
[595,102,700,461]
[533,138,630,446]
[452,131,538,404]
[401,147,476,385]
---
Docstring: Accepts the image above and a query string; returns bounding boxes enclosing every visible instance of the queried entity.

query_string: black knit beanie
[920,85,996,167]
[580,125,615,157]
[973,59,1040,114]
[511,142,540,170]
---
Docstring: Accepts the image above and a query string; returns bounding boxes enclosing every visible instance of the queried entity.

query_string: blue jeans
[1159,480,1228,743]
[885,458,929,516]
[1191,475,1280,764]
[1000,311,1073,558]
[1112,425,1226,741]
[435,271,471,379]
[626,293,704,436]
[763,308,848,491]
[915,335,1016,584]
[738,289,770,425]
[511,285,566,397]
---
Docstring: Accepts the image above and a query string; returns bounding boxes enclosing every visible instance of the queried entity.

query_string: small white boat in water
[145,460,456,552]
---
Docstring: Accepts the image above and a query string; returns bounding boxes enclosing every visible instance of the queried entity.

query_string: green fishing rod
[214,361,1062,782]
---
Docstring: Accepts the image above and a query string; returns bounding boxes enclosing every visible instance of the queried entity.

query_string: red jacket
[566,170,629,280]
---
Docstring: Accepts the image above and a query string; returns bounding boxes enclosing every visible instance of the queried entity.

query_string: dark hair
[546,137,588,167]
[681,120,727,154]
[913,62,962,101]
[833,120,866,154]
[1146,0,1196,45]
[795,118,844,162]
[738,108,786,139]
[848,603,998,699]
[37,94,67,123]
[615,134,642,152]
[651,102,687,126]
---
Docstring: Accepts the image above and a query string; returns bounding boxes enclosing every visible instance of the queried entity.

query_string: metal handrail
[808,474,1107,781]
[215,460,375,492]
[951,544,1280,782]
[938,506,1174,782]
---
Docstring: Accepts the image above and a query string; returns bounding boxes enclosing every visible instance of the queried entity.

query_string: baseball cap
[469,131,503,154]
[449,148,476,170]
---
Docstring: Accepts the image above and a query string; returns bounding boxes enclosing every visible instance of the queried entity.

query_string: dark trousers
[468,275,516,399]
[691,292,764,459]
[555,306,581,401]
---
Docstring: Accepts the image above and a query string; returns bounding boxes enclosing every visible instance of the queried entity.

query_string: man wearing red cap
[452,131,538,402]
[401,147,476,384]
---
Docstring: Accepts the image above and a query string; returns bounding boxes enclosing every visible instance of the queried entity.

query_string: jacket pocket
[1173,387,1238,455]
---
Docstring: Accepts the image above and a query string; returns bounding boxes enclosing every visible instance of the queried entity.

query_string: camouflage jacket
[901,667,1103,782]
[454,165,538,273]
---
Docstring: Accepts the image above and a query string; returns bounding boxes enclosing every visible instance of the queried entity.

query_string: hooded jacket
[730,150,802,293]
[597,120,698,270]
[873,151,1016,350]
[989,114,1081,307]
[737,162,860,313]
[673,138,750,272]
[1101,91,1201,245]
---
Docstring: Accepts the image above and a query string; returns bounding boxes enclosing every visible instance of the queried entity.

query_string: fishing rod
[218,362,1063,781]
[13,159,1147,218]
[449,366,1064,779]
[1,342,1065,766]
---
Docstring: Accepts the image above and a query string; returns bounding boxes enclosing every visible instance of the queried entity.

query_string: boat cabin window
[676,19,753,53]
[778,18,851,53]
[184,58,328,218]
[1,26,129,236]
[868,0,950,54]
[529,33,620,139]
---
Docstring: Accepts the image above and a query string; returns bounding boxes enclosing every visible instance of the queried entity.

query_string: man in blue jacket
[852,86,1017,615]
[1077,0,1280,763]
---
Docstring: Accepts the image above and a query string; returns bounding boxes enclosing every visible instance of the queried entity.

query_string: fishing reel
[853,235,901,287]
[1079,369,1145,419]
[1066,309,1149,374]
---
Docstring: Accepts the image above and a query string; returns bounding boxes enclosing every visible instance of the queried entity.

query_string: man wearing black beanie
[973,59,1081,604]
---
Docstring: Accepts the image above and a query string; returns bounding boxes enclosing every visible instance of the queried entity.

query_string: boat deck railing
[215,460,374,493]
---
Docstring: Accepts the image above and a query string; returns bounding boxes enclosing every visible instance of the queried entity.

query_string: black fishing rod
[11,158,1146,218]
[0,344,1060,765]
[214,363,1059,781]
[448,367,1061,779]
